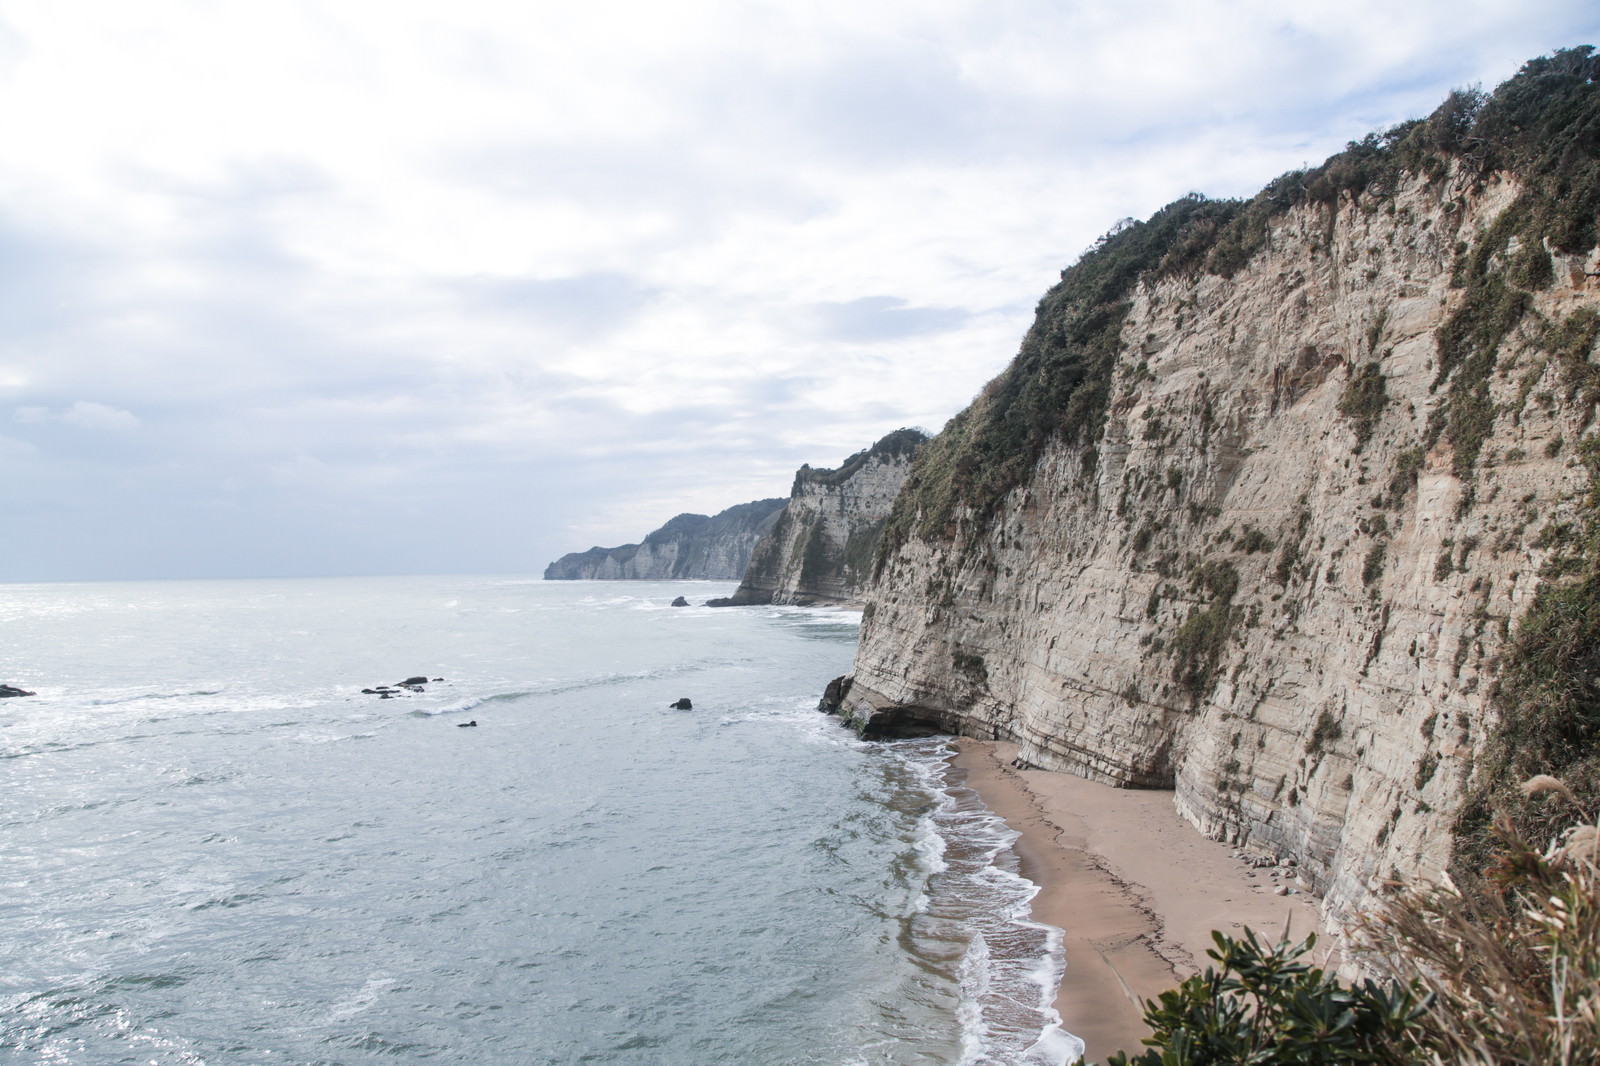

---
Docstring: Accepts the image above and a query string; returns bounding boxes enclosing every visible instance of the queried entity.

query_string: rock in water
[0,683,35,698]
[671,698,693,710]
[671,596,690,607]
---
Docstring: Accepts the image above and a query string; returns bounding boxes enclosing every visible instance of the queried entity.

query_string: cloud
[459,271,660,338]
[0,0,1595,578]
[59,401,139,431]
[13,402,139,430]
[794,296,971,343]
[0,433,35,457]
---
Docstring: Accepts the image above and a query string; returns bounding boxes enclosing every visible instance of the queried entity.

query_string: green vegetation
[1455,435,1600,873]
[1362,543,1387,588]
[796,515,838,590]
[1338,361,1389,449]
[1092,791,1600,1065]
[1170,560,1239,701]
[797,427,927,490]
[1235,525,1274,554]
[1368,790,1600,1065]
[1546,307,1600,408]
[1093,931,1428,1066]
[1306,709,1343,755]
[952,650,988,686]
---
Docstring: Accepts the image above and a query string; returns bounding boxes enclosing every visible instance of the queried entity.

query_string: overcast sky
[0,1,1595,581]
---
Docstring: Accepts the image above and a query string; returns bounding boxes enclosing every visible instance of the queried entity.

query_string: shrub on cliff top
[794,427,928,492]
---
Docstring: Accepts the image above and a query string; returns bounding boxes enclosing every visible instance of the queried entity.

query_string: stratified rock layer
[544,499,786,580]
[841,160,1600,929]
[719,430,926,606]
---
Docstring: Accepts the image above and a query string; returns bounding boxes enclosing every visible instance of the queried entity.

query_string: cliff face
[544,499,786,580]
[719,430,926,606]
[838,54,1600,928]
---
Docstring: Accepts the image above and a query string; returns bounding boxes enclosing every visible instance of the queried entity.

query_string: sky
[0,1,1596,581]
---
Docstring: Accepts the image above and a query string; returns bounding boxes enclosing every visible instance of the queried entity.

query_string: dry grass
[1362,778,1600,1065]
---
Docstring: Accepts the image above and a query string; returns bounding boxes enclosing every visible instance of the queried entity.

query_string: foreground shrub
[1090,929,1429,1065]
[1089,777,1600,1065]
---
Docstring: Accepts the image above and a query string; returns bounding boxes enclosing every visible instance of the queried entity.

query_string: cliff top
[792,427,928,493]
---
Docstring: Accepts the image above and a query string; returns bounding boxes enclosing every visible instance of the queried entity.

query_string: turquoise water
[0,576,1077,1064]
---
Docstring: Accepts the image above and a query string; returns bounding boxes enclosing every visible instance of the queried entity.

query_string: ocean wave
[86,689,226,706]
[886,742,1077,1066]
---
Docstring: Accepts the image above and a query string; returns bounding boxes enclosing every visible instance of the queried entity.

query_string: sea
[0,575,1081,1066]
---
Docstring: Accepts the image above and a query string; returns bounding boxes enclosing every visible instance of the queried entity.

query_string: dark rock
[818,675,853,714]
[671,698,693,710]
[670,596,690,607]
[704,597,736,607]
[0,683,35,698]
[457,720,478,727]
[398,676,429,686]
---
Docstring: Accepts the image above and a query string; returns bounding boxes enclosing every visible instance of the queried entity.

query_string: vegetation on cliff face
[1455,433,1600,869]
[882,46,1600,570]
[880,194,1245,556]
[1431,47,1600,872]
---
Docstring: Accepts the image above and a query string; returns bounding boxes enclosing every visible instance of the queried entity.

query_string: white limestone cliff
[838,165,1600,930]
[718,430,925,606]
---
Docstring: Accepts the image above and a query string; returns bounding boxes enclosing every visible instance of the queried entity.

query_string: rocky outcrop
[837,54,1600,931]
[716,429,926,606]
[544,498,786,580]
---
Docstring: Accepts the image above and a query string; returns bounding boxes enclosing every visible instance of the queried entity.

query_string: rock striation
[714,429,926,606]
[833,52,1600,932]
[544,498,786,581]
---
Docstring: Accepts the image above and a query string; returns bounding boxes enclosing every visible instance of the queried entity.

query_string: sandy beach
[951,738,1327,1063]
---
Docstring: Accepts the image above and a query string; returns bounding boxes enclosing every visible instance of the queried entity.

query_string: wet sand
[951,738,1326,1063]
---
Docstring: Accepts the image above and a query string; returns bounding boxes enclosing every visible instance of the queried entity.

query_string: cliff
[834,49,1600,929]
[714,430,926,606]
[544,498,786,580]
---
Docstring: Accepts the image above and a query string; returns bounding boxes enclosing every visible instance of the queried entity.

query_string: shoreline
[949,738,1326,1062]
